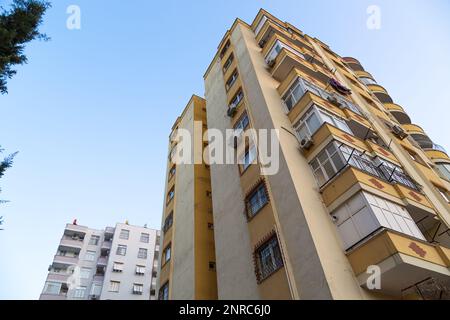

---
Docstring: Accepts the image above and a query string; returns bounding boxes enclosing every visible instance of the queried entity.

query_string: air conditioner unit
[327,93,343,107]
[267,59,276,68]
[299,137,314,151]
[258,40,266,48]
[392,125,408,140]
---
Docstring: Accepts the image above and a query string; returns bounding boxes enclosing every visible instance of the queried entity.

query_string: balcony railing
[424,143,447,154]
[321,145,420,191]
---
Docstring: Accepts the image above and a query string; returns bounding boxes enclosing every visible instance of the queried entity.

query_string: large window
[116,245,127,256]
[159,282,169,300]
[229,89,244,109]
[332,191,425,249]
[112,262,124,273]
[234,112,250,132]
[222,53,234,73]
[43,282,61,295]
[265,40,304,64]
[246,183,269,218]
[225,69,239,91]
[310,142,348,186]
[136,265,146,275]
[295,105,352,141]
[89,235,100,246]
[84,250,96,262]
[138,248,148,259]
[167,187,175,203]
[254,15,268,35]
[240,144,257,171]
[74,287,86,299]
[133,283,144,295]
[163,212,173,233]
[119,229,129,240]
[109,281,120,293]
[80,268,91,279]
[163,245,171,265]
[140,233,150,243]
[436,163,450,181]
[255,236,283,282]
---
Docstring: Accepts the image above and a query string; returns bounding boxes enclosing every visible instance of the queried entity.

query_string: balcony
[65,224,87,234]
[53,254,78,265]
[347,229,450,297]
[343,57,365,72]
[424,144,450,162]
[97,256,108,266]
[402,124,433,149]
[367,84,394,104]
[101,240,112,250]
[354,70,374,80]
[39,293,67,300]
[60,236,84,249]
[269,47,330,84]
[384,103,411,125]
[47,272,71,282]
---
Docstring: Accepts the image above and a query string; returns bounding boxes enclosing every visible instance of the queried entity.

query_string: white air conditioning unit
[392,125,408,140]
[299,137,314,151]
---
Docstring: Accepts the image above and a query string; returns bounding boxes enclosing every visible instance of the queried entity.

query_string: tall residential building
[157,95,218,300]
[40,222,160,300]
[199,9,450,300]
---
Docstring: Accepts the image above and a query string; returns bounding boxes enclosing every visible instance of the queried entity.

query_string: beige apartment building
[160,9,450,300]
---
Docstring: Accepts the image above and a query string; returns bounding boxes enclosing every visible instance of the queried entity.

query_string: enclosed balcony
[343,57,365,72]
[402,124,434,149]
[265,39,330,84]
[367,84,394,104]
[346,229,450,298]
[60,234,84,249]
[65,223,87,234]
[424,144,450,162]
[54,246,80,265]
[384,103,411,125]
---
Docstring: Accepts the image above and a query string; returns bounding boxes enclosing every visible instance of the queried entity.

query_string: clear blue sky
[0,0,449,300]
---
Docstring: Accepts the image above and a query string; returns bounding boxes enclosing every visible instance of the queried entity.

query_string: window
[234,112,250,132]
[138,248,148,259]
[112,262,124,273]
[119,229,129,240]
[163,245,171,265]
[116,245,127,256]
[436,163,450,181]
[282,78,325,111]
[310,142,354,186]
[89,235,100,245]
[167,187,175,203]
[359,77,377,86]
[168,165,176,180]
[225,69,239,91]
[84,250,96,261]
[159,282,169,300]
[229,89,244,109]
[140,233,150,243]
[43,282,61,295]
[254,15,268,35]
[220,40,230,59]
[333,191,425,250]
[222,54,234,73]
[438,188,450,203]
[109,281,120,292]
[136,265,146,275]
[163,212,174,233]
[240,144,257,171]
[90,284,102,297]
[133,283,144,295]
[80,268,91,279]
[246,183,269,218]
[255,236,283,282]
[265,40,305,64]
[295,105,352,142]
[74,287,86,299]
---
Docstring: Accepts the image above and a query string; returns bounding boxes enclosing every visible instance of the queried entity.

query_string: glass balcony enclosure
[265,39,305,65]
[282,77,362,115]
[294,105,352,142]
[359,77,377,86]
[332,191,425,250]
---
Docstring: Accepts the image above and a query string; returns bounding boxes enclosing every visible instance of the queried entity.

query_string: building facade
[40,222,160,300]
[157,95,218,300]
[198,9,450,300]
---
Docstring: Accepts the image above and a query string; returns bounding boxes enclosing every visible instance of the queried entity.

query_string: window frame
[245,182,269,219]
[140,233,150,243]
[159,282,169,300]
[225,69,239,91]
[138,248,148,259]
[119,229,130,240]
[254,235,284,283]
[116,244,127,256]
